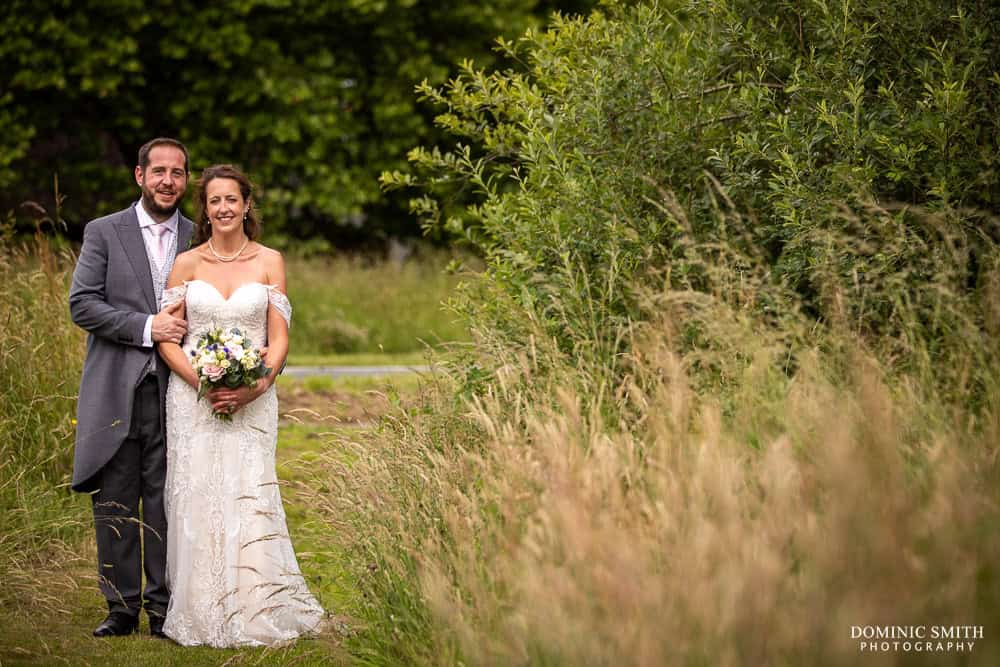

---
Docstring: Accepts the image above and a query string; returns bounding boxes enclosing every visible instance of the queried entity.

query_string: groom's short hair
[138,137,190,174]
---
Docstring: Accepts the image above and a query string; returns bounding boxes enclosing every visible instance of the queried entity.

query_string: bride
[156,164,324,647]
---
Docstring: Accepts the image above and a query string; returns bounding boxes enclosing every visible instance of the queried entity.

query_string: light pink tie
[150,224,170,267]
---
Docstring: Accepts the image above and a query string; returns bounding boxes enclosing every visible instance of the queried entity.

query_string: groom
[69,137,194,638]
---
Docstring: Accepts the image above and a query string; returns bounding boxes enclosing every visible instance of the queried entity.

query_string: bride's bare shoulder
[254,244,286,283]
[253,243,282,258]
[169,246,204,282]
[255,244,284,266]
[175,245,206,267]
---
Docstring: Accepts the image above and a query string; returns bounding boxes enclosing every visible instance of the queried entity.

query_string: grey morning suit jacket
[69,206,193,492]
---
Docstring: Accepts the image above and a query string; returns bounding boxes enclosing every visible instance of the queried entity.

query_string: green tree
[0,0,593,245]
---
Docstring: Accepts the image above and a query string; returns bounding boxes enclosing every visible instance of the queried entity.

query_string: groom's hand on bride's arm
[152,301,187,344]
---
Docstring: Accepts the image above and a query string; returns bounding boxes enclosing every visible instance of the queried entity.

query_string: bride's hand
[207,383,267,415]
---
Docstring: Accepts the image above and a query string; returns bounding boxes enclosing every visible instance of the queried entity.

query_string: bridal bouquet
[190,327,270,420]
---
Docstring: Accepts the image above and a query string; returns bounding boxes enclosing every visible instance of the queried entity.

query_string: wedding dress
[160,279,324,647]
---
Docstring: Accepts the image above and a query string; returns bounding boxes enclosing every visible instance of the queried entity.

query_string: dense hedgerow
[384,0,1000,402]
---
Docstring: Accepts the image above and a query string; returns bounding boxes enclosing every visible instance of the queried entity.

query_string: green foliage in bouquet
[191,327,271,420]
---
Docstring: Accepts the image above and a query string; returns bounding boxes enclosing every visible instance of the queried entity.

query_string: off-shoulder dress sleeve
[266,285,292,328]
[161,284,188,309]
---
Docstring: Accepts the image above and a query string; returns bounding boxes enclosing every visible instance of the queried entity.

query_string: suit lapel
[115,207,157,312]
[177,215,194,254]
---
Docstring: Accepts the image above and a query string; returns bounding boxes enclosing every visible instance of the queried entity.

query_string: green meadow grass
[0,234,459,664]
[0,422,362,666]
[285,351,430,367]
[285,251,470,356]
[280,372,427,395]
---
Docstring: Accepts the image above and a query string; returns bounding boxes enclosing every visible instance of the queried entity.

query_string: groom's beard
[140,187,181,218]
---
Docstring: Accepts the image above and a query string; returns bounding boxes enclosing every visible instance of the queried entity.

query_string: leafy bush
[384,0,1000,400]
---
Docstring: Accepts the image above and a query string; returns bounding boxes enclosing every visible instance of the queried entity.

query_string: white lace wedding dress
[160,279,324,647]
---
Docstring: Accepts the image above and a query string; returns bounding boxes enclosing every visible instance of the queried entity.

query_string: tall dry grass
[0,218,91,611]
[302,201,1000,665]
[308,322,1000,666]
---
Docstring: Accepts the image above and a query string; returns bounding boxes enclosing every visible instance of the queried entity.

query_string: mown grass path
[0,376,407,666]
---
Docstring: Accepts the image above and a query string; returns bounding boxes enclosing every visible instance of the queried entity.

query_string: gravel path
[284,364,431,378]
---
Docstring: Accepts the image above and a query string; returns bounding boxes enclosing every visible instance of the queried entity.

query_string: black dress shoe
[148,615,167,638]
[93,612,138,637]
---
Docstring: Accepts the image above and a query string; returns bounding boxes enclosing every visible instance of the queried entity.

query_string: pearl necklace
[207,237,249,262]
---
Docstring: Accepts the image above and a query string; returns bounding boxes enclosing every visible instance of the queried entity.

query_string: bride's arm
[157,252,200,390]
[261,250,290,384]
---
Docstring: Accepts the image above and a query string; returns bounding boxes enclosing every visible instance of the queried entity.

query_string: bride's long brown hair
[192,164,262,245]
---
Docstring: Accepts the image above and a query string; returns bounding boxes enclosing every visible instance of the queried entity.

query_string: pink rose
[203,364,226,381]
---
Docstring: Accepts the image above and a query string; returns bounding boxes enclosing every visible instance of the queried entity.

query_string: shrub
[384,0,1000,402]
